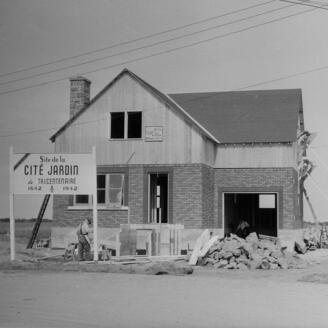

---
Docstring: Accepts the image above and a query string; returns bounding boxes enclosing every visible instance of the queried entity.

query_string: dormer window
[110,111,142,139]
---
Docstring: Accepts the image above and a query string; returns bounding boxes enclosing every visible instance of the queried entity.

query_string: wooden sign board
[13,153,95,195]
[9,148,98,262]
[145,126,163,142]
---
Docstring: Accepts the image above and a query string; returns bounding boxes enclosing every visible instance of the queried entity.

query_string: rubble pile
[198,233,306,270]
[295,225,328,254]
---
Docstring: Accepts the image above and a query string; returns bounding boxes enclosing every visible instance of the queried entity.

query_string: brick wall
[69,76,91,118]
[52,165,300,230]
[52,163,217,230]
[52,195,128,228]
[128,166,144,224]
[214,167,300,229]
[202,165,214,228]
[173,165,203,228]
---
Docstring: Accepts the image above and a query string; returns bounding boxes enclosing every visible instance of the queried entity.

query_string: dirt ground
[2,222,328,327]
[1,262,328,328]
[1,251,328,328]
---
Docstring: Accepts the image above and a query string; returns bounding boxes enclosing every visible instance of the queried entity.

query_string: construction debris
[193,232,307,270]
[294,224,328,254]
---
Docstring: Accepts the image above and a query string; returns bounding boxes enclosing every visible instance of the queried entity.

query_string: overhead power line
[2,63,328,138]
[0,126,57,138]
[0,5,316,96]
[236,63,328,90]
[279,0,328,10]
[0,0,275,79]
[0,3,294,87]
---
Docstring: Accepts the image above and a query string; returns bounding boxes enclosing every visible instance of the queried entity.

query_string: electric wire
[0,3,295,87]
[306,173,328,201]
[0,5,316,96]
[0,3,327,137]
[0,0,276,79]
[279,0,328,10]
[236,64,328,90]
[310,148,328,173]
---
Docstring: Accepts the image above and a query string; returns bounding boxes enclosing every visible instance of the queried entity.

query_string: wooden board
[189,229,210,266]
[198,235,220,258]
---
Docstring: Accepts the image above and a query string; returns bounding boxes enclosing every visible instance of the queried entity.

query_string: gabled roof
[50,69,219,143]
[169,89,302,143]
[50,69,302,144]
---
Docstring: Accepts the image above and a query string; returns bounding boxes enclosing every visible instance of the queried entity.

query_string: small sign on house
[145,126,163,142]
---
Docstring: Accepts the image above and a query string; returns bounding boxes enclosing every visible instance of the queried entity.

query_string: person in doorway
[235,219,250,239]
[76,218,92,261]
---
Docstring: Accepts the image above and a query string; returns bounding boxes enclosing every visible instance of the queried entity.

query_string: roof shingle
[169,89,302,143]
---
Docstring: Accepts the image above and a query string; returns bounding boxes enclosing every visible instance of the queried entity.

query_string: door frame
[143,167,173,224]
[219,187,283,234]
[148,173,169,223]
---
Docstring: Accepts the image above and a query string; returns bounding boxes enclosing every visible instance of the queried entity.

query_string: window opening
[128,112,142,138]
[110,112,125,139]
[74,173,124,207]
[97,174,106,204]
[108,174,124,207]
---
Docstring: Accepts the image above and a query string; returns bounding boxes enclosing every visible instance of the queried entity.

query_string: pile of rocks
[295,225,328,254]
[198,233,306,270]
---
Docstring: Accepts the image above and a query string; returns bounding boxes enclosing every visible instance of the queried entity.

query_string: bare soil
[1,264,328,328]
[2,222,328,327]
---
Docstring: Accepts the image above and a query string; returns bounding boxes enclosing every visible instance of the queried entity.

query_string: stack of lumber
[191,232,306,270]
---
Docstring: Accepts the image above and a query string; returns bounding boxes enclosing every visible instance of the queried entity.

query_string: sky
[0,0,328,221]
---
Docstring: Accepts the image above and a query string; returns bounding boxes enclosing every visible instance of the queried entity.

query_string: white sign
[145,126,163,142]
[13,153,95,195]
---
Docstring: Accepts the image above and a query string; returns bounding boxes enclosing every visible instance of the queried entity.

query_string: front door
[149,174,168,223]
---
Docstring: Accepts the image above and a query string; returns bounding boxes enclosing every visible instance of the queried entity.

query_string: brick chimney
[69,76,91,118]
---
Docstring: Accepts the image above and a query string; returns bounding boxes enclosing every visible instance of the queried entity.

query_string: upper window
[128,112,142,138]
[110,111,142,139]
[110,112,125,139]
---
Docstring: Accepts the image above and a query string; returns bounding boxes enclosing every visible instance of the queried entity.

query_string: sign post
[9,147,15,261]
[92,146,98,261]
[10,149,97,261]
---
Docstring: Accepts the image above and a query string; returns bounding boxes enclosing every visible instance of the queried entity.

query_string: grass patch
[0,220,51,243]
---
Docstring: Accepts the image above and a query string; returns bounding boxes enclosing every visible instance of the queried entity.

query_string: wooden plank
[214,144,296,168]
[189,229,210,266]
[119,227,137,256]
[198,235,220,258]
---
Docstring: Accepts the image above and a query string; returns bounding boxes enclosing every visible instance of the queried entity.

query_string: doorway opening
[148,174,168,223]
[224,193,278,237]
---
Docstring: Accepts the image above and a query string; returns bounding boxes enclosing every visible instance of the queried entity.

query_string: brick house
[50,69,305,248]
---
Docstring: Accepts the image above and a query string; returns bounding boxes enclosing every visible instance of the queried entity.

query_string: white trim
[124,111,128,139]
[222,191,279,235]
[68,205,128,211]
[167,173,170,225]
[147,173,150,223]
